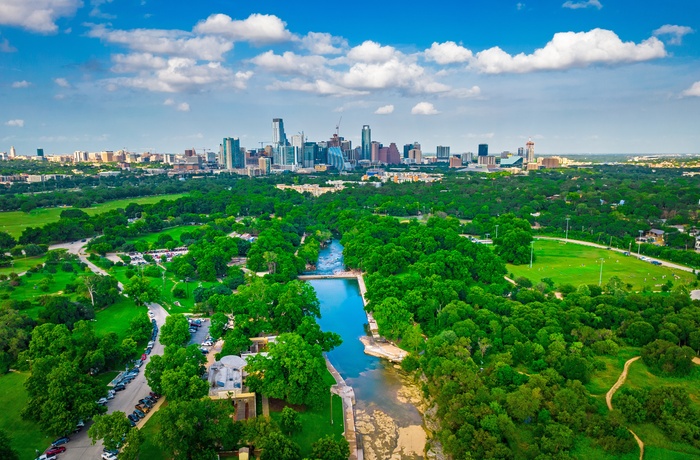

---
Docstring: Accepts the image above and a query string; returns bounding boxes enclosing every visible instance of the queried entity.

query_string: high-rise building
[371,141,381,162]
[403,144,412,159]
[272,118,287,146]
[303,142,317,168]
[290,134,303,149]
[258,157,271,174]
[9,146,16,158]
[478,144,488,157]
[517,147,525,157]
[361,125,371,161]
[436,145,450,160]
[36,148,44,157]
[222,137,240,170]
[387,143,401,165]
[526,138,535,164]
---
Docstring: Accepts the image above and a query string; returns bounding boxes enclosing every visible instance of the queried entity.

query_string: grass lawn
[586,347,641,397]
[138,407,167,460]
[0,193,188,238]
[123,225,201,249]
[507,239,695,291]
[613,359,700,458]
[0,255,46,277]
[93,296,142,342]
[109,264,217,314]
[269,369,345,458]
[569,435,640,460]
[0,372,52,459]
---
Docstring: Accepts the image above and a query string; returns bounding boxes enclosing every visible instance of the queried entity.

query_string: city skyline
[1,1,699,155]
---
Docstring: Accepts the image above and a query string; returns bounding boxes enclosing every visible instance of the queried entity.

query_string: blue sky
[1,0,699,155]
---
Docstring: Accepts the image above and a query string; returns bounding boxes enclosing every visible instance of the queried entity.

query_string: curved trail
[606,356,644,460]
[693,357,700,366]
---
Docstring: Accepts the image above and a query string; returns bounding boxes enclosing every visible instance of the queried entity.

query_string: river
[307,241,426,460]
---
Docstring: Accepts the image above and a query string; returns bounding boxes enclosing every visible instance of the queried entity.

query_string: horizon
[1,1,699,155]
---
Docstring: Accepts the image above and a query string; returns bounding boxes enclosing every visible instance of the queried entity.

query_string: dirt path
[606,356,644,460]
[693,357,700,366]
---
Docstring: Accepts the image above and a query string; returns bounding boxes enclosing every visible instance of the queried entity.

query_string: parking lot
[187,317,212,352]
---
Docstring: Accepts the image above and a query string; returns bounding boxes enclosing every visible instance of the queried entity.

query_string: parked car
[113,383,126,391]
[141,353,148,361]
[45,446,67,455]
[145,347,152,355]
[107,390,115,399]
[651,260,662,265]
[50,436,70,447]
[101,453,117,460]
[132,410,142,420]
[127,414,137,423]
[147,341,155,348]
[149,392,160,400]
[35,455,56,460]
[134,408,145,418]
[96,397,108,405]
[136,404,150,413]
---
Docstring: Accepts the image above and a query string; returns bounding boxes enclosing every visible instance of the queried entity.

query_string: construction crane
[335,116,342,137]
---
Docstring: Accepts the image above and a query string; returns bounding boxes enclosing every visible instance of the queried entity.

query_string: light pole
[529,241,534,268]
[565,217,570,242]
[638,230,643,257]
[598,258,604,286]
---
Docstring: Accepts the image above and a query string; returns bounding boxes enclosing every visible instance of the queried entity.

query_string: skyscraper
[436,145,450,160]
[361,125,371,161]
[222,137,240,170]
[272,118,287,146]
[9,146,16,158]
[526,138,535,164]
[36,148,44,157]
[478,144,489,157]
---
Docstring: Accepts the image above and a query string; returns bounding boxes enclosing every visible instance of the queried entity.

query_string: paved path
[48,240,171,460]
[325,357,361,460]
[537,236,696,273]
[606,356,644,460]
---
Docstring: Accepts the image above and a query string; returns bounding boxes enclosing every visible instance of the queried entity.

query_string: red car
[141,353,147,361]
[45,446,67,455]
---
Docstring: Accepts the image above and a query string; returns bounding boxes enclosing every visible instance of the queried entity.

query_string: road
[536,236,696,274]
[45,240,170,460]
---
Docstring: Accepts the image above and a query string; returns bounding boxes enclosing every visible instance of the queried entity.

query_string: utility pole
[565,217,570,242]
[638,230,643,257]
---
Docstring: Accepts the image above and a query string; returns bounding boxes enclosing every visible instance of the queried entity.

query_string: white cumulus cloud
[194,13,293,44]
[87,24,233,61]
[54,77,70,87]
[250,51,328,77]
[105,58,252,93]
[411,102,439,115]
[5,119,24,127]
[177,102,190,112]
[374,104,394,115]
[653,24,694,45]
[682,81,700,97]
[11,80,31,88]
[299,32,347,55]
[347,41,399,63]
[563,0,602,9]
[0,0,82,33]
[472,28,666,74]
[163,98,175,105]
[268,79,368,97]
[111,53,167,73]
[424,41,473,64]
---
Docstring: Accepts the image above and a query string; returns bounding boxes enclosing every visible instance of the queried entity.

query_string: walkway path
[606,356,644,460]
[324,357,362,460]
[693,357,700,366]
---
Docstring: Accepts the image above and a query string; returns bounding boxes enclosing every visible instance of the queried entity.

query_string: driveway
[55,305,169,460]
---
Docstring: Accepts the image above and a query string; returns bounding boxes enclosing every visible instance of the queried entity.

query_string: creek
[307,240,426,460]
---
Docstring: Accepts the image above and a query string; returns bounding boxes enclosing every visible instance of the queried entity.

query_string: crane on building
[335,116,342,138]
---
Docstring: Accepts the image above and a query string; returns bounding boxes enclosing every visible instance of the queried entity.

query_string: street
[44,241,170,460]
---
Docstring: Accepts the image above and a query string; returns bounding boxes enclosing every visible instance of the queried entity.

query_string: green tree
[372,297,413,341]
[156,399,234,460]
[279,406,301,435]
[245,333,327,408]
[0,430,19,460]
[310,435,350,460]
[88,412,132,451]
[259,431,301,460]
[159,314,191,347]
[129,311,153,343]
[123,276,160,307]
[119,428,144,460]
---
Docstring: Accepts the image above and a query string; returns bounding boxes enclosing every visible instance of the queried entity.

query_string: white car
[96,397,108,405]
[101,453,117,460]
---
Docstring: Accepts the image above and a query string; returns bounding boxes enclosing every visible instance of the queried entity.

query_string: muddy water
[308,241,426,460]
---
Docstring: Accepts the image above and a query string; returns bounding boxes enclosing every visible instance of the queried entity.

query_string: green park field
[123,224,201,248]
[0,193,188,238]
[507,239,696,291]
[0,372,51,459]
